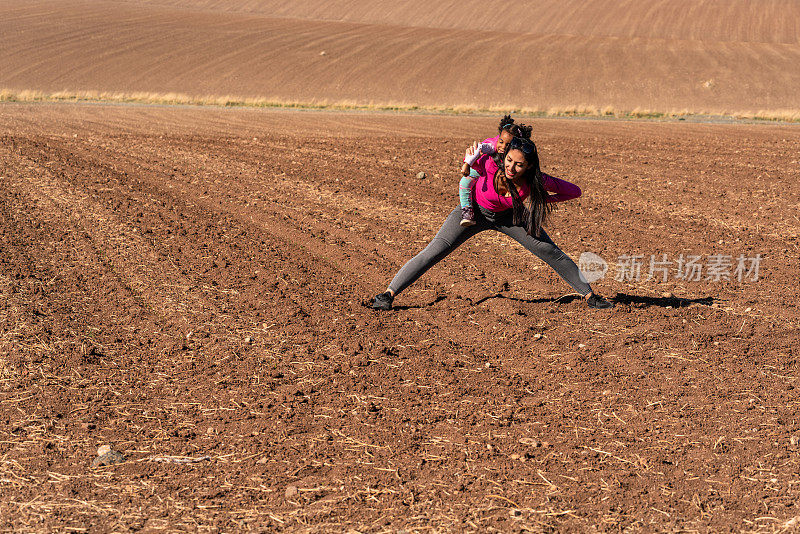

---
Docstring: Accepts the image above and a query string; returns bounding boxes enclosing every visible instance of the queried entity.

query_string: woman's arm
[542,173,581,203]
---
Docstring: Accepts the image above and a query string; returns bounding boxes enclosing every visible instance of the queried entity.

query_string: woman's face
[496,130,514,154]
[504,149,530,180]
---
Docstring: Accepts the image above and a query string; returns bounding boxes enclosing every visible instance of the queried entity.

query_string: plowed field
[3,0,800,115]
[1,103,800,531]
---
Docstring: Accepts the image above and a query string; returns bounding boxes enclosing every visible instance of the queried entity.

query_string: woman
[373,135,613,310]
[458,115,527,226]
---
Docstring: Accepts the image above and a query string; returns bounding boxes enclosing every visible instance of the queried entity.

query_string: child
[459,116,532,227]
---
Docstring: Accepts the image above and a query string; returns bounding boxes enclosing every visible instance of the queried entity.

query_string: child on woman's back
[459,116,532,226]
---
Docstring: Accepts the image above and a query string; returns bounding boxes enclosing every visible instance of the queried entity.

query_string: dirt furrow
[2,138,223,331]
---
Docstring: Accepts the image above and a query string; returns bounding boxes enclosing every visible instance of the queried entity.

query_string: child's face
[496,130,514,154]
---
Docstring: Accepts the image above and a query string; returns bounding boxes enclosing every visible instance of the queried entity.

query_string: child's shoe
[460,206,476,227]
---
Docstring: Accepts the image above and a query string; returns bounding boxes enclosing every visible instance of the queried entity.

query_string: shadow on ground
[472,293,582,306]
[466,292,715,309]
[367,292,715,311]
[612,292,714,309]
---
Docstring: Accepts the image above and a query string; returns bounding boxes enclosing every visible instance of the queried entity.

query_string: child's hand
[461,162,470,176]
[464,141,480,159]
[464,141,482,166]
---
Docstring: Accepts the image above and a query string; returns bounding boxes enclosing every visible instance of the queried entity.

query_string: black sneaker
[372,292,394,310]
[586,293,613,309]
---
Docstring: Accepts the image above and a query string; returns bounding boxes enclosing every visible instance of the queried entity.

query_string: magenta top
[470,153,582,212]
[484,134,500,150]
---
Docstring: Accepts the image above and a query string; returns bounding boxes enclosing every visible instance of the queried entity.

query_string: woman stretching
[373,135,613,310]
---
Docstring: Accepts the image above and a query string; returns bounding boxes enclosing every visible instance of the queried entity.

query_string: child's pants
[459,169,480,208]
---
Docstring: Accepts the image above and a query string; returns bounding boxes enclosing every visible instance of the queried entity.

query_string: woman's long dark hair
[492,136,551,237]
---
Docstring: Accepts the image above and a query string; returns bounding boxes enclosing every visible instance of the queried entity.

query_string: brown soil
[1,102,800,531]
[2,0,800,114]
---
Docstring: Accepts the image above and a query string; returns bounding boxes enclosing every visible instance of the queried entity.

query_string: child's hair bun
[498,116,533,140]
[517,124,533,139]
[498,115,515,132]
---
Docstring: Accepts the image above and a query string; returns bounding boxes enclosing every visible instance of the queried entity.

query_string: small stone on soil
[91,450,125,468]
[285,484,299,498]
[791,436,799,446]
[416,172,426,179]
[97,444,111,456]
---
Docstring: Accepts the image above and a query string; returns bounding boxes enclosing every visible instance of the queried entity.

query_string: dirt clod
[91,450,125,468]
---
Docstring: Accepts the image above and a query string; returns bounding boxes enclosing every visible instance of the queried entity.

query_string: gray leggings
[388,206,592,296]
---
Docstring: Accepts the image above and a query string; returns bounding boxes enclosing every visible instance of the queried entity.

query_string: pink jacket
[470,154,581,212]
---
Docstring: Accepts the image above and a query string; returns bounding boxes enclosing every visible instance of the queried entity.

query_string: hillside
[2,0,800,114]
